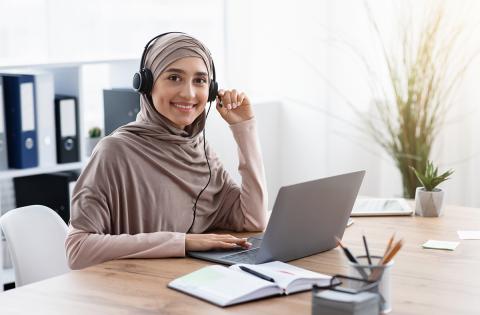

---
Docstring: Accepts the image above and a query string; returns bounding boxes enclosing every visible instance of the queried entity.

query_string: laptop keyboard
[222,248,260,264]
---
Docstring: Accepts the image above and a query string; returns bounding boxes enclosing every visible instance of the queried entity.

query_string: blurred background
[1,0,479,214]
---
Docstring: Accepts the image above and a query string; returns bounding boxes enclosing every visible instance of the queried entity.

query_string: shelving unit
[0,57,139,289]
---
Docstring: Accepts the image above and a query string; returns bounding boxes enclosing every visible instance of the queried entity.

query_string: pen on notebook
[362,232,372,265]
[239,266,275,283]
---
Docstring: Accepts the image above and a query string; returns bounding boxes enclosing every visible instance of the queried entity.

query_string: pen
[239,266,275,283]
[335,237,358,263]
[362,233,372,265]
[336,237,369,279]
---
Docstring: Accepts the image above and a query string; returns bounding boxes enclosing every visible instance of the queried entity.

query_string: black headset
[133,32,218,233]
[132,31,218,103]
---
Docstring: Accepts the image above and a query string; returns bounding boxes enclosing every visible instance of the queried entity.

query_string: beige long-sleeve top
[65,118,267,269]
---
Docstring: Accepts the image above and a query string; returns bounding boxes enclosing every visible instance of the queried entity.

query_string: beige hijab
[70,33,241,235]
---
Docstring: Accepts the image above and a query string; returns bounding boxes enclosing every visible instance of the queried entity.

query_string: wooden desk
[0,205,479,314]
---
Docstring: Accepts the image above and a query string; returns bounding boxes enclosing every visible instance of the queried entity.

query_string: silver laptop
[188,170,365,265]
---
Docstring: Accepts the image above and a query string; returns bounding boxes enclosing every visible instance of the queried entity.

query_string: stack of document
[351,198,413,216]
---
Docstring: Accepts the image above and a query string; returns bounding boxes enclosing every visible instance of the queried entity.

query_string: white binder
[34,72,57,167]
[0,76,8,170]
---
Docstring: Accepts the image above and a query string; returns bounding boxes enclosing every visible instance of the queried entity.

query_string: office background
[1,0,479,212]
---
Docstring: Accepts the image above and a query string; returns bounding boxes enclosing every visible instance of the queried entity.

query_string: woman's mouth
[171,102,196,112]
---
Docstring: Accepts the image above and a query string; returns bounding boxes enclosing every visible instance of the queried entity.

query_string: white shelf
[2,267,14,285]
[0,162,85,180]
[0,56,138,70]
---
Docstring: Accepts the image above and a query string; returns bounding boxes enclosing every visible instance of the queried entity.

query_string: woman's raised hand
[185,233,252,251]
[216,89,254,125]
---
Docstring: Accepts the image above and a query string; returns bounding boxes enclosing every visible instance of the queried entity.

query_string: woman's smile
[171,102,196,112]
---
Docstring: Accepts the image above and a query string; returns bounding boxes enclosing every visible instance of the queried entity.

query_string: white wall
[224,0,480,207]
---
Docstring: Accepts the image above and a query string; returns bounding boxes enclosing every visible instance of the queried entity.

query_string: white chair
[0,205,70,287]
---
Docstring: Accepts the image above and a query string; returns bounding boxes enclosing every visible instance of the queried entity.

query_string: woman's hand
[185,233,252,251]
[216,89,254,125]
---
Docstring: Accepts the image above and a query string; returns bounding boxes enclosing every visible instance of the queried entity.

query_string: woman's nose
[179,82,195,99]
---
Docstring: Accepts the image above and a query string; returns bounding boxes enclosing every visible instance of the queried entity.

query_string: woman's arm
[211,90,268,231]
[65,226,185,270]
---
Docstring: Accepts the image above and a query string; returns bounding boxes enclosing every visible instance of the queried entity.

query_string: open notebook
[168,261,331,307]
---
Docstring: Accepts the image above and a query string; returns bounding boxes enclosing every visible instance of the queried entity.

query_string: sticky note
[457,230,480,240]
[422,240,459,251]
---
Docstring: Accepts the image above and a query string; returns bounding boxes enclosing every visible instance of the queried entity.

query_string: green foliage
[361,2,476,198]
[410,161,454,192]
[88,127,102,138]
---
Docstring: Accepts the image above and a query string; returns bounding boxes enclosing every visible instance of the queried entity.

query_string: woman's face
[151,57,209,130]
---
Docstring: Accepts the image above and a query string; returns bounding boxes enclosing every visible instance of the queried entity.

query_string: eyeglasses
[313,274,379,295]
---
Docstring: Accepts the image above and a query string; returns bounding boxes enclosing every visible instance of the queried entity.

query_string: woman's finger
[222,91,232,110]
[216,96,224,108]
[237,92,246,107]
[217,241,239,249]
[230,89,238,108]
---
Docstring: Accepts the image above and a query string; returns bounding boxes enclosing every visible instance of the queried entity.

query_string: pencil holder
[312,275,381,315]
[347,255,394,314]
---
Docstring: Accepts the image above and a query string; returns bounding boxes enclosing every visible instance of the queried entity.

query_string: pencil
[383,232,396,258]
[370,239,403,281]
[362,232,372,265]
[382,239,403,265]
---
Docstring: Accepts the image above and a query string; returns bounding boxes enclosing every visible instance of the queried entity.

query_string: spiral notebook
[168,261,331,307]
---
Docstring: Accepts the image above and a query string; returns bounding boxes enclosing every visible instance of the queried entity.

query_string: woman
[65,32,268,269]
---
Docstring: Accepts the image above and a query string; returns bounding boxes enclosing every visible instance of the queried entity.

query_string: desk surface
[1,204,479,314]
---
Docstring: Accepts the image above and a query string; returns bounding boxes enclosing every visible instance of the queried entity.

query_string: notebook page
[232,261,331,294]
[168,265,279,306]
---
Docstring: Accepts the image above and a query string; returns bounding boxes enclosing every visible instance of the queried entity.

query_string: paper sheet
[422,240,459,251]
[457,230,480,240]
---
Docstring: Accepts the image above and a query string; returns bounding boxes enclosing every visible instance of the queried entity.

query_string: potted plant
[410,161,454,217]
[86,127,102,157]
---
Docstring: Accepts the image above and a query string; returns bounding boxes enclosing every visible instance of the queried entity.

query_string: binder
[33,72,57,167]
[55,95,79,163]
[0,77,9,170]
[14,170,81,224]
[2,74,39,169]
[103,88,140,135]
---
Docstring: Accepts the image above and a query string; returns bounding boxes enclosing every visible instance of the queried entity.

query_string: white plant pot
[414,187,445,217]
[85,137,101,157]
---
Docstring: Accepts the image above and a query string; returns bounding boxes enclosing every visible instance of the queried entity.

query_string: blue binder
[2,74,39,169]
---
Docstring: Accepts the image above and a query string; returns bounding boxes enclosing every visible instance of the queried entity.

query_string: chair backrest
[0,205,70,286]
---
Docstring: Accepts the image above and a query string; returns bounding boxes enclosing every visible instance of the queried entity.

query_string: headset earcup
[208,80,218,103]
[132,69,154,94]
[132,72,142,92]
[142,69,153,94]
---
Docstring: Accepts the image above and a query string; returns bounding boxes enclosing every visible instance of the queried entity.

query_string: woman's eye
[168,75,181,81]
[194,78,207,84]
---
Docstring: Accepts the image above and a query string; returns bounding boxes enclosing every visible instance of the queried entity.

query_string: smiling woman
[65,32,268,269]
